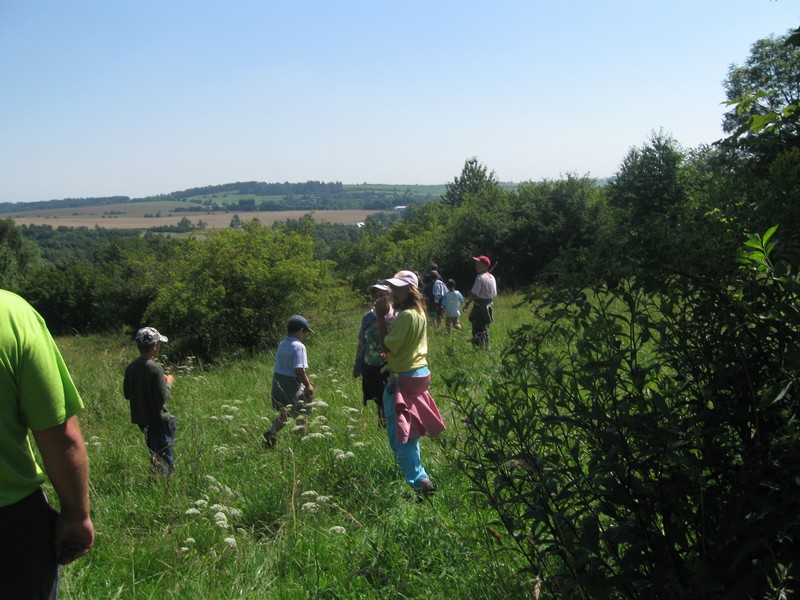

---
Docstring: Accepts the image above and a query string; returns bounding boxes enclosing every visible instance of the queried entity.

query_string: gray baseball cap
[135,327,168,345]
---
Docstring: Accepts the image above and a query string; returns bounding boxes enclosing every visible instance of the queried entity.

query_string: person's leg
[0,489,59,599]
[383,386,429,487]
[265,375,297,446]
[146,423,174,472]
[364,369,387,427]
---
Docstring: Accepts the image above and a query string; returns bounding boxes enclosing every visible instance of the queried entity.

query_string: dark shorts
[469,299,494,329]
[0,488,59,599]
[361,366,389,406]
[272,373,311,418]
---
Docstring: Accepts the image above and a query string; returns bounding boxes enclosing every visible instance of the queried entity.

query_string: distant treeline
[0,196,132,214]
[167,181,439,212]
[161,180,344,199]
[1,181,443,214]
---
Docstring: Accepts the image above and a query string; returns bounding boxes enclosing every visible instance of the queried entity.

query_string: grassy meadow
[49,295,537,599]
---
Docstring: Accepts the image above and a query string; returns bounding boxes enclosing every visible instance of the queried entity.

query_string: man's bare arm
[33,415,95,564]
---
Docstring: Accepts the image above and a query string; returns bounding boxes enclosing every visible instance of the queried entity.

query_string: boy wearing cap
[463,255,498,350]
[124,327,176,474]
[264,315,315,449]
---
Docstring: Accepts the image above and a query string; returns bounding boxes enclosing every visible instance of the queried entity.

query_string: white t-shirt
[274,336,308,377]
[471,272,497,300]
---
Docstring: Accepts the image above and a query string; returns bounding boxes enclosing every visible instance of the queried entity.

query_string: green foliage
[441,157,500,208]
[144,221,353,360]
[19,224,140,263]
[0,218,42,290]
[722,31,800,140]
[452,238,800,596]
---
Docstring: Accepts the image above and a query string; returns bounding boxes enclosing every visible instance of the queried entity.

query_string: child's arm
[295,367,314,397]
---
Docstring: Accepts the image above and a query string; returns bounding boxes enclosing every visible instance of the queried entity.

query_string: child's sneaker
[414,478,436,499]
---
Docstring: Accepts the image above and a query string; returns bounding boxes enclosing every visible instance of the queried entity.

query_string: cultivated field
[6,202,383,229]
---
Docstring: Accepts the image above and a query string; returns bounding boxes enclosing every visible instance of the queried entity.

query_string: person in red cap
[463,255,498,350]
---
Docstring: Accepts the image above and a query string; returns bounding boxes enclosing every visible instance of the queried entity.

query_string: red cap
[472,255,491,266]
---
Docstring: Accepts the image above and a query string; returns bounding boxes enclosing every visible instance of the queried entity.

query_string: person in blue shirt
[263,315,315,449]
[442,278,465,332]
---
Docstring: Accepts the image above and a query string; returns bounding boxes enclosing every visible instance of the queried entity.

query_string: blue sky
[0,1,797,203]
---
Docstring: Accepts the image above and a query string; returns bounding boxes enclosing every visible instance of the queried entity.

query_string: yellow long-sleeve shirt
[384,308,428,372]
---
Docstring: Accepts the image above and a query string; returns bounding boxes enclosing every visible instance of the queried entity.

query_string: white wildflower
[213,511,228,523]
[90,435,100,442]
[210,504,226,512]
[292,425,305,432]
[301,433,325,441]
[311,416,328,425]
[301,502,319,513]
[328,526,347,534]
[221,414,235,421]
[331,379,339,384]
[184,538,196,545]
[353,442,365,448]
[184,508,201,515]
[210,416,219,421]
[228,508,243,519]
[316,495,332,504]
[309,400,329,408]
[344,407,360,414]
[216,520,229,529]
[214,445,229,453]
[180,546,190,552]
[323,432,334,438]
[301,490,319,498]
[336,389,344,395]
[194,499,208,508]
[223,537,237,549]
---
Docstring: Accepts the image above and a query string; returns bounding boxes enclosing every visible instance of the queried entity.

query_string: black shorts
[0,488,59,599]
[361,366,388,405]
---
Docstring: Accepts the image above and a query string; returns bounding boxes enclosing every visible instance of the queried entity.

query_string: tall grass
[49,296,535,599]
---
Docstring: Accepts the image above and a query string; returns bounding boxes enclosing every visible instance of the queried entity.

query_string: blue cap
[288,315,314,333]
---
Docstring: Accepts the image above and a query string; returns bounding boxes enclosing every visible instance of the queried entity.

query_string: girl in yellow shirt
[376,270,444,496]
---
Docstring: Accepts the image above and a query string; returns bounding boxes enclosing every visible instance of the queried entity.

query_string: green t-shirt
[384,308,428,373]
[0,290,84,507]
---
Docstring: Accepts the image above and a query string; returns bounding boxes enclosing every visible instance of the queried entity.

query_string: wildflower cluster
[180,481,245,554]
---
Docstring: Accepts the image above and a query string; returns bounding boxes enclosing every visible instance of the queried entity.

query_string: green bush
[451,229,800,597]
[144,220,354,360]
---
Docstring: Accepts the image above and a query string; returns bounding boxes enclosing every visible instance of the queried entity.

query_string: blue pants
[143,415,176,467]
[383,368,430,487]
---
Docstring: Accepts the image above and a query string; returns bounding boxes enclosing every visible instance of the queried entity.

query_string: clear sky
[0,1,797,203]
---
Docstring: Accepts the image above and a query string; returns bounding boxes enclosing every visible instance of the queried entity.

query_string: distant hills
[0,181,448,214]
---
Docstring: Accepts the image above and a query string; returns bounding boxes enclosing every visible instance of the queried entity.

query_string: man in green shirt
[0,290,94,598]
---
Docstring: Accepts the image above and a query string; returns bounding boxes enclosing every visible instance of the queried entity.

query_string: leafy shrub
[451,229,800,598]
[144,220,353,360]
